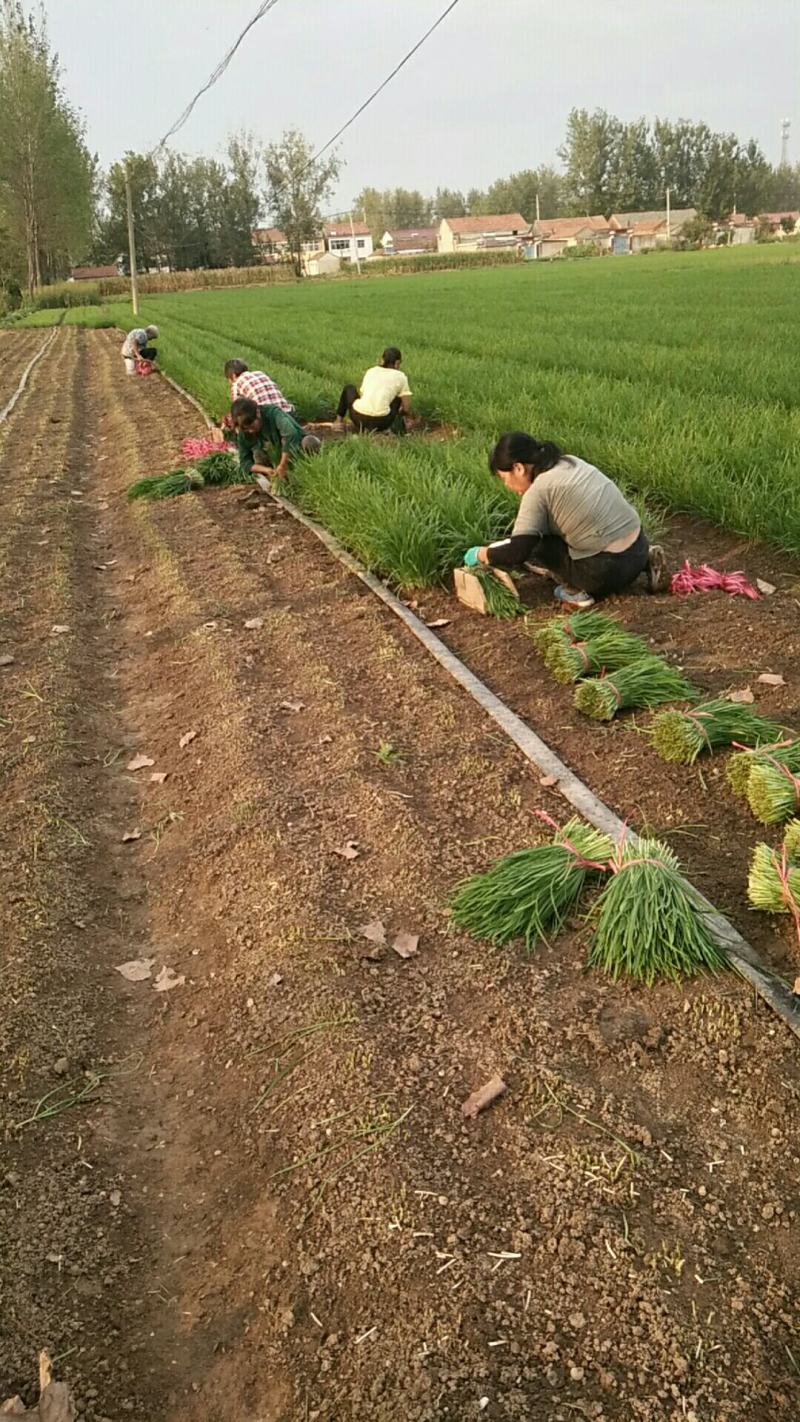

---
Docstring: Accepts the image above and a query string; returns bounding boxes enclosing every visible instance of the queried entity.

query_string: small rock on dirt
[179,729,197,748]
[728,687,755,704]
[0,654,14,667]
[756,578,776,596]
[334,841,360,860]
[244,618,264,630]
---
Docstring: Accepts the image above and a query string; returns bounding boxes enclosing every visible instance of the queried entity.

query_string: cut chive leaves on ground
[546,626,649,684]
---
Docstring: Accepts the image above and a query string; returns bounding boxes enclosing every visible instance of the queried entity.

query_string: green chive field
[23,242,800,581]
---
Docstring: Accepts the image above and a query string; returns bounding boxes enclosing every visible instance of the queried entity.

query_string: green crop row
[15,244,800,575]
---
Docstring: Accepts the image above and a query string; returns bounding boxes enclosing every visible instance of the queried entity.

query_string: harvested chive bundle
[574,655,697,722]
[532,609,617,657]
[192,450,242,485]
[587,838,725,984]
[470,568,521,619]
[546,626,649,685]
[747,757,800,825]
[451,818,613,950]
[128,467,203,501]
[727,738,800,798]
[649,698,782,765]
[784,819,800,863]
[747,842,800,916]
[127,450,251,502]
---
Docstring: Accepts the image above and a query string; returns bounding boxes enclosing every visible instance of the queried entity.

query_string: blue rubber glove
[463,546,482,568]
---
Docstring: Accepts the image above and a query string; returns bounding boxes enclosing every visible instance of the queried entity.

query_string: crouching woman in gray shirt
[464,432,664,608]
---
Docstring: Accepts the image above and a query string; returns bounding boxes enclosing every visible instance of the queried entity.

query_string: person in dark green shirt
[231,396,321,483]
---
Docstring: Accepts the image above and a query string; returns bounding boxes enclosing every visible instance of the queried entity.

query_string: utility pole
[125,166,140,317]
[781,118,791,168]
[665,186,671,241]
[535,192,540,236]
[349,210,362,276]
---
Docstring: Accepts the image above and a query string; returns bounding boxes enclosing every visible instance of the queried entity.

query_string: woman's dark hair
[381,346,402,367]
[231,396,258,423]
[224,359,248,378]
[489,432,562,478]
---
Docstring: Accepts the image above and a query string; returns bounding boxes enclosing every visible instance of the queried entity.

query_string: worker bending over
[214,360,295,443]
[232,397,321,484]
[121,325,159,374]
[334,346,412,434]
[464,432,664,608]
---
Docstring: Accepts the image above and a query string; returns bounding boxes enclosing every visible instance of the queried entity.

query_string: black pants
[337,384,404,432]
[533,529,650,598]
[139,345,157,360]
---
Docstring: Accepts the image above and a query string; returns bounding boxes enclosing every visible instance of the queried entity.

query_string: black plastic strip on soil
[159,367,800,1043]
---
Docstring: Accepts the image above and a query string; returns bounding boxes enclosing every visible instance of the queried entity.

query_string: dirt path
[1,327,799,1422]
[0,328,50,409]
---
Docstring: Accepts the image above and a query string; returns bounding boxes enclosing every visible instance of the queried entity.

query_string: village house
[323,222,374,263]
[69,263,121,281]
[437,213,528,253]
[610,208,698,250]
[381,226,437,255]
[527,215,611,259]
[757,210,800,236]
[304,251,341,278]
[717,212,757,245]
[251,226,290,260]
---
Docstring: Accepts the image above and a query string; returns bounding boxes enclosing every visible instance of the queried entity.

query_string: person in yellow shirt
[333,346,412,433]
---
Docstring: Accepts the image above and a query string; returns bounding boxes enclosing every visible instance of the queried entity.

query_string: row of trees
[354,114,800,238]
[2,0,800,298]
[0,1,94,297]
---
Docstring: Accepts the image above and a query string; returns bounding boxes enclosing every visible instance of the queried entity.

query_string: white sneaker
[553,584,595,609]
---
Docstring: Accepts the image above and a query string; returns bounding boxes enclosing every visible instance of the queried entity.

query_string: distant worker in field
[231,397,321,486]
[463,432,665,609]
[121,324,159,374]
[213,359,295,443]
[333,346,412,434]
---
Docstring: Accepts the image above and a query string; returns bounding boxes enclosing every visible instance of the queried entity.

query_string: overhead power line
[155,0,281,152]
[305,0,463,170]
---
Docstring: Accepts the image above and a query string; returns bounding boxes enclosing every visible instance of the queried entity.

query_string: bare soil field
[1,327,799,1422]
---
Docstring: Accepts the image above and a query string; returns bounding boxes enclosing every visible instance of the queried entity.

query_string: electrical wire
[304,0,463,171]
[155,0,281,152]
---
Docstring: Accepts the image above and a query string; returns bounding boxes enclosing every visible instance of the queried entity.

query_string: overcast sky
[46,0,798,213]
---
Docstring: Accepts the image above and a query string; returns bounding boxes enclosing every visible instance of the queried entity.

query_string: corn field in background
[17,243,800,583]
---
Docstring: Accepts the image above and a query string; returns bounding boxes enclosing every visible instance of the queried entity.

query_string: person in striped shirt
[213,359,294,442]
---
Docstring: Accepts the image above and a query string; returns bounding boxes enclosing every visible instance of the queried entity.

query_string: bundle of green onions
[127,450,250,502]
[531,609,617,658]
[469,568,521,619]
[649,698,783,765]
[587,837,725,984]
[546,625,649,685]
[747,842,800,924]
[574,655,697,722]
[451,817,613,950]
[727,738,800,799]
[784,819,800,863]
[747,755,800,825]
[128,467,205,501]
